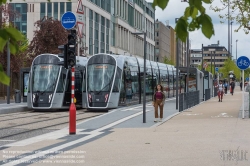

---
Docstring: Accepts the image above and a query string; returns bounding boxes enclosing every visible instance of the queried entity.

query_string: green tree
[152,0,215,42]
[27,17,68,65]
[163,56,175,65]
[219,58,240,80]
[211,0,250,34]
[0,1,24,85]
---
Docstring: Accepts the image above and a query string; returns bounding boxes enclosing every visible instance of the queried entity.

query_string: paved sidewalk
[78,87,250,166]
[1,87,250,166]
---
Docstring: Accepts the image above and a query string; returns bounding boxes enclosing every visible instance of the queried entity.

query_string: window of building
[47,3,52,18]
[60,2,65,19]
[89,9,93,20]
[54,2,58,20]
[66,2,71,11]
[40,3,45,19]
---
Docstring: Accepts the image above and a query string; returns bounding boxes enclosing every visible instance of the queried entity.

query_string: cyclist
[230,79,235,95]
[217,80,224,102]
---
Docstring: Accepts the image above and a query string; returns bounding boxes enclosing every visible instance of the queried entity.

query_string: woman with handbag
[152,84,166,122]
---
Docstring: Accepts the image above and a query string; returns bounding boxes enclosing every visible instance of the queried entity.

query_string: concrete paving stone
[1,86,250,166]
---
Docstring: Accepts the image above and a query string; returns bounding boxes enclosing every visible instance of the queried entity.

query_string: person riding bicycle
[230,79,235,95]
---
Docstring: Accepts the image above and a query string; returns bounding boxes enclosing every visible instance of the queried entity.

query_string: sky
[146,0,250,60]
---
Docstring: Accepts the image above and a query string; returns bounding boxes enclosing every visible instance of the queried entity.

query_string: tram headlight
[105,94,109,103]
[32,94,35,103]
[88,94,92,102]
[48,94,52,103]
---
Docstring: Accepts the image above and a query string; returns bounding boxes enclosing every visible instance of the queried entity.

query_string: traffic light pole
[69,66,76,134]
[68,29,77,135]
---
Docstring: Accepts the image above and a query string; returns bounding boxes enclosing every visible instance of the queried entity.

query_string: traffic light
[67,30,76,67]
[58,44,68,69]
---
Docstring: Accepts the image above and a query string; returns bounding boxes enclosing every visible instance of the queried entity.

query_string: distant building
[190,49,202,68]
[154,20,171,63]
[154,19,186,66]
[190,43,229,69]
[203,43,229,68]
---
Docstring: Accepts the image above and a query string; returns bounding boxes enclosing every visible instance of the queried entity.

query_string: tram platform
[0,102,28,114]
[1,87,250,166]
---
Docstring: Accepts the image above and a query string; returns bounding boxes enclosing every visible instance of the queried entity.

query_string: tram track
[0,111,86,129]
[0,110,104,146]
[0,114,100,140]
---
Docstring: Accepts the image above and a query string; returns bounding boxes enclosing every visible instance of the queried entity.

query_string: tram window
[82,70,86,92]
[75,70,82,92]
[113,68,122,92]
[56,72,66,93]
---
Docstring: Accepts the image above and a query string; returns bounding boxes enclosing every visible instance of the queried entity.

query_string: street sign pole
[242,70,244,119]
[236,56,250,119]
[61,11,77,134]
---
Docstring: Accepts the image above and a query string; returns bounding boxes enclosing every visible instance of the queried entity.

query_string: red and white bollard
[69,67,76,134]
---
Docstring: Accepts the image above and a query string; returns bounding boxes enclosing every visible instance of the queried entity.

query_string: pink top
[155,92,163,99]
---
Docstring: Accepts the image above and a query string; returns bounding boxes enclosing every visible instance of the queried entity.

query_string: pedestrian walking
[230,79,235,95]
[224,81,228,94]
[217,80,224,102]
[240,81,243,91]
[152,84,166,122]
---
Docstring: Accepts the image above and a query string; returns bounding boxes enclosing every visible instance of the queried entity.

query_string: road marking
[182,113,203,116]
[0,140,16,142]
[211,113,233,118]
[2,110,150,166]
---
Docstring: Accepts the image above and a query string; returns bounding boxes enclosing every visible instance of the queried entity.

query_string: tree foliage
[27,17,68,65]
[0,3,25,85]
[152,0,215,42]
[219,58,240,80]
[163,56,175,65]
[211,0,250,34]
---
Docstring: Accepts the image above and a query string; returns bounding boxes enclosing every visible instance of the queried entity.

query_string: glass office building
[9,0,155,60]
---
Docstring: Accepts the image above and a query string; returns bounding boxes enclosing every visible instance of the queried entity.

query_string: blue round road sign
[61,12,76,30]
[237,56,250,70]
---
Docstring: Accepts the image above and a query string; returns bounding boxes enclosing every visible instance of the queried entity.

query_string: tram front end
[85,54,121,110]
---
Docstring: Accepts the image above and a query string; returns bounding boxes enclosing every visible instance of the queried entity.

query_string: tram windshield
[32,65,60,93]
[87,64,115,93]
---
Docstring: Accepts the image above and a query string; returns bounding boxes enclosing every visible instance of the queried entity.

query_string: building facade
[8,0,155,60]
[190,49,202,68]
[154,20,187,66]
[190,42,229,69]
[203,43,229,68]
[154,20,171,63]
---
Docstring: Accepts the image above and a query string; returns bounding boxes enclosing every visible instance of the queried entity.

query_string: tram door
[119,70,126,105]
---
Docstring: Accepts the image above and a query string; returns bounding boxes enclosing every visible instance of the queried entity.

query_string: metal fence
[204,89,211,101]
[179,91,200,112]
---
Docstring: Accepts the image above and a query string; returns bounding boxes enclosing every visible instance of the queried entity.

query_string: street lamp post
[209,49,216,97]
[236,39,238,60]
[228,0,230,58]
[231,21,233,58]
[214,51,215,78]
[175,18,179,110]
[131,32,146,123]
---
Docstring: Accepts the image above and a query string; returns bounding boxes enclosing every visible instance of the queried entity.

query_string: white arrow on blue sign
[61,12,76,30]
[215,67,218,72]
[237,56,250,70]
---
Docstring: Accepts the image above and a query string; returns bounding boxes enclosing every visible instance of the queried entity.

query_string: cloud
[147,0,250,59]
